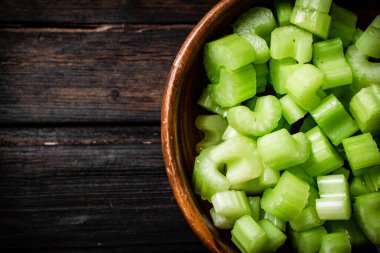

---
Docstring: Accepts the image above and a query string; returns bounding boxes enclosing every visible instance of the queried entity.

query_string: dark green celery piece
[349,84,380,135]
[363,167,380,192]
[258,129,311,171]
[210,207,234,229]
[195,115,228,153]
[319,232,351,253]
[342,133,380,176]
[211,190,251,221]
[285,64,325,111]
[258,219,287,252]
[280,94,307,124]
[329,167,350,179]
[327,85,356,112]
[290,6,331,39]
[197,88,229,117]
[259,210,287,232]
[302,126,344,177]
[299,115,317,133]
[270,26,313,64]
[313,38,352,89]
[350,176,371,198]
[231,215,268,253]
[203,34,256,83]
[287,165,317,187]
[325,219,368,246]
[345,45,380,91]
[354,192,380,244]
[311,94,359,146]
[328,4,357,47]
[227,95,281,137]
[269,58,297,94]
[294,0,332,13]
[261,171,310,221]
[248,196,261,221]
[352,28,363,44]
[208,65,256,108]
[274,0,294,26]
[273,117,292,132]
[355,15,380,58]
[289,226,327,253]
[254,63,268,94]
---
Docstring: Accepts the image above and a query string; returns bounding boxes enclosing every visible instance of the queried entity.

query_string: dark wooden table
[0,1,219,252]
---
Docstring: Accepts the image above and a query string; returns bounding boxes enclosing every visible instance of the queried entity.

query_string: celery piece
[254,63,268,94]
[273,116,292,132]
[300,115,317,133]
[345,45,380,91]
[227,95,282,137]
[352,28,363,44]
[245,96,259,110]
[302,127,344,177]
[327,85,356,112]
[197,88,229,117]
[319,232,351,253]
[289,226,327,253]
[342,133,380,176]
[248,196,261,221]
[280,94,307,124]
[290,6,331,39]
[294,0,332,14]
[195,115,228,153]
[329,167,350,179]
[210,207,234,229]
[313,38,352,89]
[350,176,371,198]
[285,64,325,111]
[259,211,287,232]
[354,192,380,244]
[349,84,380,135]
[328,4,357,47]
[258,219,287,252]
[325,219,368,246]
[258,129,311,171]
[311,94,358,146]
[363,167,380,192]
[221,125,245,141]
[203,34,256,83]
[261,171,310,221]
[355,15,380,58]
[287,165,317,187]
[211,190,251,220]
[274,0,294,26]
[208,65,256,108]
[231,215,268,253]
[240,33,271,64]
[269,57,297,94]
[270,26,313,64]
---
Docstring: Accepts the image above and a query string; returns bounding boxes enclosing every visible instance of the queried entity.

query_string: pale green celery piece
[258,129,311,171]
[290,6,331,39]
[259,210,287,232]
[289,226,327,253]
[210,207,234,229]
[311,94,359,146]
[352,28,363,44]
[350,176,371,198]
[273,117,292,132]
[342,133,380,176]
[325,219,368,246]
[317,174,349,198]
[197,88,229,117]
[349,84,380,135]
[209,65,256,108]
[329,167,350,179]
[221,125,245,141]
[355,15,380,58]
[203,34,256,83]
[302,126,344,177]
[354,192,380,244]
[345,45,380,91]
[294,0,332,14]
[285,64,325,111]
[269,58,298,94]
[328,4,357,47]
[274,0,294,26]
[270,26,313,63]
[231,215,268,253]
[195,115,228,153]
[227,95,282,137]
[248,196,261,221]
[287,165,317,187]
[258,219,287,252]
[211,190,252,220]
[313,38,352,89]
[280,94,307,124]
[319,232,351,253]
[299,115,317,133]
[255,63,269,94]
[363,166,380,192]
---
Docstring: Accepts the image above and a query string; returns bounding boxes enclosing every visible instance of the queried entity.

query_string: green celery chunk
[328,4,357,47]
[261,171,310,221]
[211,190,251,220]
[290,6,331,39]
[269,57,298,94]
[329,167,350,179]
[274,0,294,26]
[240,33,271,65]
[349,84,380,135]
[342,133,380,176]
[270,26,313,63]
[197,88,229,117]
[354,192,380,244]
[222,125,245,140]
[195,115,228,153]
[327,85,356,112]
[294,0,332,14]
[325,219,368,246]
[208,65,256,108]
[319,232,351,253]
[258,219,287,252]
[289,226,327,253]
[313,38,352,89]
[273,116,292,132]
[285,64,325,111]
[352,28,363,44]
[254,63,268,94]
[210,207,234,229]
[345,45,380,91]
[363,167,380,192]
[300,115,317,133]
[248,196,261,221]
[203,34,256,83]
[227,95,282,137]
[258,129,311,171]
[350,176,371,198]
[280,94,307,124]
[231,215,268,253]
[259,210,287,232]
[355,15,380,58]
[288,165,317,187]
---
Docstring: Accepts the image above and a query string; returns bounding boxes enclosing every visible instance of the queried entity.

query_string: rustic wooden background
[0,1,219,252]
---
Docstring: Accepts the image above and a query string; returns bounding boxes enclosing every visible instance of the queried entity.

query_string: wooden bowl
[161,0,379,252]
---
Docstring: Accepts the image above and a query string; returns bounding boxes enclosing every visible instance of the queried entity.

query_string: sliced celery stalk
[350,176,371,198]
[195,115,228,153]
[329,167,350,179]
[342,133,380,176]
[239,33,271,64]
[352,28,363,44]
[269,58,298,94]
[210,207,234,229]
[197,88,229,117]
[319,232,351,253]
[355,15,380,58]
[363,167,380,192]
[294,0,332,14]
[254,63,268,94]
[208,65,256,108]
[227,95,282,137]
[313,38,352,89]
[328,4,357,47]
[280,94,307,124]
[248,196,261,221]
[289,226,327,253]
[270,26,313,64]
[221,125,245,140]
[273,116,292,132]
[354,192,380,244]
[258,219,287,252]
[287,165,317,187]
[299,115,317,133]
[211,190,251,220]
[325,219,368,246]
[260,211,287,232]
[326,85,356,112]
[274,0,294,26]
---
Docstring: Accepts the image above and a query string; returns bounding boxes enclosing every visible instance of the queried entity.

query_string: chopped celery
[289,226,327,253]
[363,167,380,192]
[325,219,368,246]
[211,190,251,221]
[255,63,269,94]
[258,219,287,252]
[319,232,351,253]
[197,88,229,117]
[350,176,371,198]
[328,4,357,47]
[248,196,261,221]
[259,211,287,232]
[294,0,332,14]
[273,116,292,132]
[352,28,363,44]
[227,95,282,137]
[274,0,294,26]
[222,125,245,140]
[280,94,307,124]
[299,115,317,133]
[287,165,317,187]
[269,58,298,94]
[355,15,380,58]
[239,33,271,64]
[329,167,350,179]
[210,207,235,229]
[327,85,356,112]
[195,115,228,153]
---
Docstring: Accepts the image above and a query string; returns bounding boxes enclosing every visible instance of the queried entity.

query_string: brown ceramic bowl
[161,0,379,252]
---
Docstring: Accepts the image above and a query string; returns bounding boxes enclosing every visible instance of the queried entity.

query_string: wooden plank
[0,24,192,123]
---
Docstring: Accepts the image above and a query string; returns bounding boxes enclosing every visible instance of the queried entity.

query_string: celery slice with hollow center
[280,94,307,124]
[211,190,252,220]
